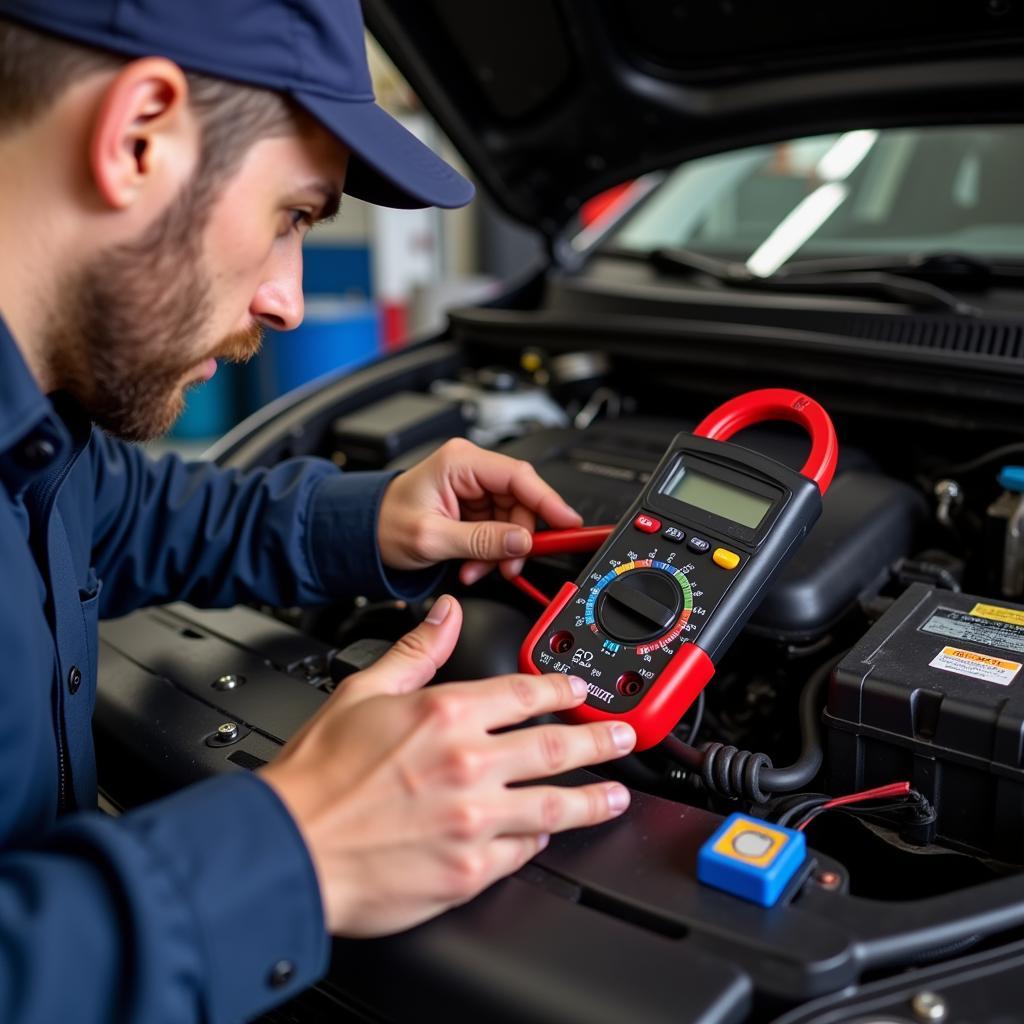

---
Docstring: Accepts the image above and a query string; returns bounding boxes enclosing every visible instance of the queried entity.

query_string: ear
[88,57,198,211]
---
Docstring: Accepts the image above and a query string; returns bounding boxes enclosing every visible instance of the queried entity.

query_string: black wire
[776,796,828,829]
[773,791,933,830]
[935,441,1024,477]
[757,651,844,792]
[676,690,704,744]
[661,733,705,771]
[659,651,844,800]
[793,791,932,832]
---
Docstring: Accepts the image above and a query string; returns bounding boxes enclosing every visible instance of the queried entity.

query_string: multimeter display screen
[660,464,774,528]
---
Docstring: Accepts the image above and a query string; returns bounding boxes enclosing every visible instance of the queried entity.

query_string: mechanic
[0,1,638,1021]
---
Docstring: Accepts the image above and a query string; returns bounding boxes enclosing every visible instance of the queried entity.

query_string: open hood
[364,0,1024,238]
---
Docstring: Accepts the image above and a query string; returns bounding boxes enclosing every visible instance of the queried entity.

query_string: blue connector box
[697,813,807,907]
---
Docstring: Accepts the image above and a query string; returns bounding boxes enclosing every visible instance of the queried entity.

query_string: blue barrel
[255,296,381,405]
[169,362,242,440]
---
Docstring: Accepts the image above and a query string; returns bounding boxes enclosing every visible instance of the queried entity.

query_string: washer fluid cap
[998,466,1024,493]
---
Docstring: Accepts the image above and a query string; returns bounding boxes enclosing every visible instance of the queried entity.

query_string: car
[95,3,1024,1021]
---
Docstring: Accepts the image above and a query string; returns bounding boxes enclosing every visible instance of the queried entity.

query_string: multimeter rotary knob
[595,569,682,644]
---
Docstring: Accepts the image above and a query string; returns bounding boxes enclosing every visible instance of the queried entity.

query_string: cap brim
[297,92,474,210]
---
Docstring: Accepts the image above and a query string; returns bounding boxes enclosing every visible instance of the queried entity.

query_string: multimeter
[519,389,838,751]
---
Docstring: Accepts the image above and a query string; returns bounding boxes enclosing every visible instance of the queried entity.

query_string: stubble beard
[49,178,263,442]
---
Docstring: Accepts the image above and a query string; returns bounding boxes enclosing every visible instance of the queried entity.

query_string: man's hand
[377,438,583,585]
[259,595,635,937]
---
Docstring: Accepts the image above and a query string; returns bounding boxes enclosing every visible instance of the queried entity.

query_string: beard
[48,177,264,442]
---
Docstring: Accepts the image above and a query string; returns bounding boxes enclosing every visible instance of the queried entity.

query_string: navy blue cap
[0,0,474,210]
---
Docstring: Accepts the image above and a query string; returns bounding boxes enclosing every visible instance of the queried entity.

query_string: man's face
[51,118,349,441]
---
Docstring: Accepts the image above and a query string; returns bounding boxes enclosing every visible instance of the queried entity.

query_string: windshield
[606,126,1024,276]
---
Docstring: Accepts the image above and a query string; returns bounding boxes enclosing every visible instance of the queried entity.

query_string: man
[0,2,637,1021]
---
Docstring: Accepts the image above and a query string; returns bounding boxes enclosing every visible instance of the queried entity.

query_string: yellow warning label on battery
[969,603,1024,627]
[929,645,1022,686]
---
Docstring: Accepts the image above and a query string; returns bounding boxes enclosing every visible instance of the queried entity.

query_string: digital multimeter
[519,389,838,751]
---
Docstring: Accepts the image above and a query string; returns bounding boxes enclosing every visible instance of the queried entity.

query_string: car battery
[826,583,1024,861]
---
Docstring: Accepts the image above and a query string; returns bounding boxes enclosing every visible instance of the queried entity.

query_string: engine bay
[96,329,1024,1022]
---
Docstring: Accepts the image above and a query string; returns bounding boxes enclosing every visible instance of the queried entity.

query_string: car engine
[96,328,1024,1022]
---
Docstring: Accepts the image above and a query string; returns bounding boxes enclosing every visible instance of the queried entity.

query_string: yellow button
[713,548,740,571]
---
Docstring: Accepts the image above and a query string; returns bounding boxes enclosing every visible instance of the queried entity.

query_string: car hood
[364,0,1024,239]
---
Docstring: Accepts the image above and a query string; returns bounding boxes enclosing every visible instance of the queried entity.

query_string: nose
[250,244,304,331]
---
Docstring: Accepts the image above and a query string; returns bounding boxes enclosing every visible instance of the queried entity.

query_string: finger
[459,559,494,586]
[446,445,582,529]
[493,721,637,783]
[433,516,534,565]
[429,672,588,732]
[336,595,463,705]
[474,834,550,895]
[496,782,632,836]
[499,504,536,580]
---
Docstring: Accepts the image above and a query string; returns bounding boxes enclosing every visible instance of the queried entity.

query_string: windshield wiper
[777,251,1024,286]
[649,247,982,316]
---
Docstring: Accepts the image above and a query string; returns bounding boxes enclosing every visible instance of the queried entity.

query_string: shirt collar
[0,315,76,490]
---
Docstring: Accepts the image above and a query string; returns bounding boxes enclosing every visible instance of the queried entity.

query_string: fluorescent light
[816,129,879,182]
[743,129,879,275]
[746,182,849,277]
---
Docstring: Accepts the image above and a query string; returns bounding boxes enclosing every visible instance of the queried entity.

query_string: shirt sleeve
[88,430,442,618]
[0,771,329,1024]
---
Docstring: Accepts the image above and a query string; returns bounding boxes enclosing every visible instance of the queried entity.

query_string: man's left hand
[377,439,583,585]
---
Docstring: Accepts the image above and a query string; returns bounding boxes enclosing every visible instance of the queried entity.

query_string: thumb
[335,595,464,706]
[437,518,533,564]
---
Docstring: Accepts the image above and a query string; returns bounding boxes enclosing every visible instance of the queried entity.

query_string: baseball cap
[0,0,475,210]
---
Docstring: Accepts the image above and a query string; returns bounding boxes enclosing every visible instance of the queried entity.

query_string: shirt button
[268,959,295,988]
[17,437,56,469]
[67,666,82,695]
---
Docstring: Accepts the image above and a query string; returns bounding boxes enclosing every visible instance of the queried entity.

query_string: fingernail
[606,784,630,814]
[537,833,550,851]
[568,675,588,698]
[462,565,488,586]
[503,558,525,578]
[504,529,531,556]
[610,723,636,751]
[425,595,453,624]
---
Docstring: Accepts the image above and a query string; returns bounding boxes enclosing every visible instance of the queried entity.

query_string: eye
[279,209,315,238]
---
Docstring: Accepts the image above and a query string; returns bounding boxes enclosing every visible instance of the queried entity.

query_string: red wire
[795,782,912,831]
[464,526,614,608]
[527,526,613,556]
[510,574,552,606]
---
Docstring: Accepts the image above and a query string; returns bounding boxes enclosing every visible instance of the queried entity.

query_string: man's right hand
[259,594,635,937]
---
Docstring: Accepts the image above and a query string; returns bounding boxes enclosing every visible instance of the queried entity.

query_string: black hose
[660,651,845,802]
[661,733,704,771]
[760,652,840,791]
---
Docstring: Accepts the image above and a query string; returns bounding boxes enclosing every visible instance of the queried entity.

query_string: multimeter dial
[584,557,701,654]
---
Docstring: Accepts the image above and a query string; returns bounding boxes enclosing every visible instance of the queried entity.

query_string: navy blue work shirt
[0,317,436,1023]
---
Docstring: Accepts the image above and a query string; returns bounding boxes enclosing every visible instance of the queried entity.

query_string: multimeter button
[662,526,685,542]
[687,536,710,554]
[633,514,661,533]
[713,548,741,571]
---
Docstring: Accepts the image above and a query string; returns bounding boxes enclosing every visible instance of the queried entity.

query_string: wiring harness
[770,782,936,834]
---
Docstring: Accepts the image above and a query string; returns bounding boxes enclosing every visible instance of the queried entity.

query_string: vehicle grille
[843,315,1024,359]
